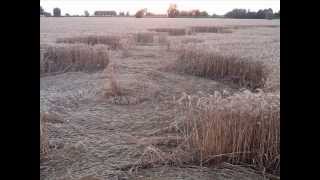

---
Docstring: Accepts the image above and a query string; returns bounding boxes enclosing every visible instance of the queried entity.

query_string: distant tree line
[94,11,117,16]
[225,8,280,19]
[274,10,280,19]
[166,4,280,19]
[134,4,210,18]
[41,6,131,17]
[40,6,51,17]
[40,5,279,19]
[176,10,209,18]
[167,4,210,18]
[164,4,281,19]
[135,9,147,18]
[40,6,61,17]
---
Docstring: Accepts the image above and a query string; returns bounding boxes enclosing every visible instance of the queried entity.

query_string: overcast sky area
[40,0,280,16]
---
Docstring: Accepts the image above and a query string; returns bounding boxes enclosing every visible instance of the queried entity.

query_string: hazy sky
[40,0,280,16]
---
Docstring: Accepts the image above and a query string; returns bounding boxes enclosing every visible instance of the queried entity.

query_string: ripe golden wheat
[175,49,268,89]
[177,90,280,175]
[134,32,155,44]
[40,44,109,75]
[56,35,122,50]
[190,26,233,33]
[148,28,189,36]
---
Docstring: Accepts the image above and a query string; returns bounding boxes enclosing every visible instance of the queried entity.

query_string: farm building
[94,11,117,16]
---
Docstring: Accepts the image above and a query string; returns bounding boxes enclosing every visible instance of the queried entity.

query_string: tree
[247,11,258,19]
[212,13,220,18]
[224,8,275,19]
[191,9,200,17]
[135,9,146,18]
[53,8,61,17]
[84,10,90,17]
[65,13,70,16]
[274,10,280,19]
[200,11,208,17]
[255,9,264,19]
[119,12,125,16]
[264,8,273,19]
[179,11,189,17]
[225,9,247,19]
[167,4,179,18]
[126,11,130,16]
[40,6,44,15]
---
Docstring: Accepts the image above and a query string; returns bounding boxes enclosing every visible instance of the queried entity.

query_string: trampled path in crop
[41,18,279,180]
[40,45,270,180]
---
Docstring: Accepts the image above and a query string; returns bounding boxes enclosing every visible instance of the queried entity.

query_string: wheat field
[40,17,280,180]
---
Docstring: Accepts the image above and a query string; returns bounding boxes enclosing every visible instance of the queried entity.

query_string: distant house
[94,11,117,16]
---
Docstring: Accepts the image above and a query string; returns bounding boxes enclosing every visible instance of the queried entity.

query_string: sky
[40,0,280,16]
